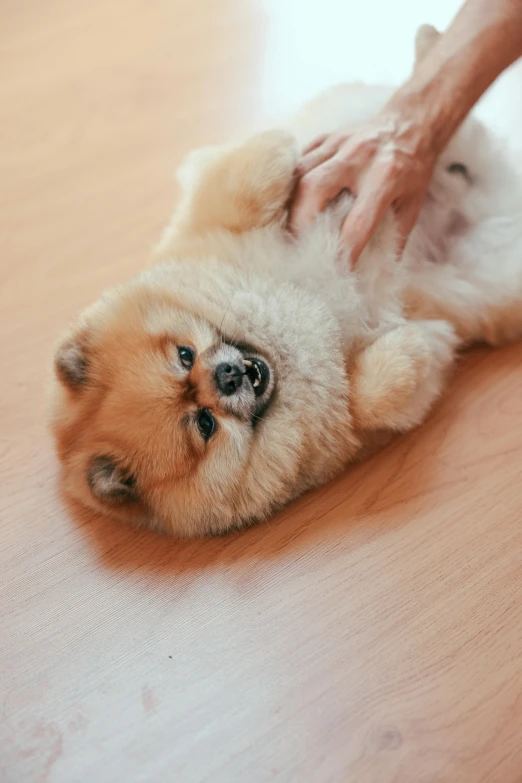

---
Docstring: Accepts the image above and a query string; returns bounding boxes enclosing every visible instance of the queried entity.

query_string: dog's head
[51,255,358,536]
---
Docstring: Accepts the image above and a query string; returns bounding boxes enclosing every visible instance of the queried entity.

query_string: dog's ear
[414,24,440,68]
[165,130,298,240]
[87,456,138,506]
[54,331,90,390]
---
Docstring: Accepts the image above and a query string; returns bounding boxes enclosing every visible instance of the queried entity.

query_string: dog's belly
[412,191,471,266]
[291,79,522,348]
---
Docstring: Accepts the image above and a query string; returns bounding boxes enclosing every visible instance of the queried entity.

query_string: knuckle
[381,156,399,177]
[303,168,328,192]
[352,214,370,236]
[345,211,366,237]
[327,133,345,151]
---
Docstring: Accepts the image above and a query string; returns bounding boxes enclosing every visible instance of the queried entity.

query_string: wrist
[382,82,443,162]
[389,11,522,157]
[394,83,454,158]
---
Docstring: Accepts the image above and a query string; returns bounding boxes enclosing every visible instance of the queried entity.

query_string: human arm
[289,0,522,264]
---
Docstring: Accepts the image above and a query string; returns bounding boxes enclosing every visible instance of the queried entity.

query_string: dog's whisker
[218,299,235,334]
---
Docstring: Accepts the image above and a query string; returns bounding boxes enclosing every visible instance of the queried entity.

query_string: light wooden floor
[2,2,522,781]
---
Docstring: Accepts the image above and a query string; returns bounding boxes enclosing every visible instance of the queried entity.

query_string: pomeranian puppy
[50,26,522,537]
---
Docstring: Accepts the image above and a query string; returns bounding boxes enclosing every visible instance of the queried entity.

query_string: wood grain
[2,2,522,781]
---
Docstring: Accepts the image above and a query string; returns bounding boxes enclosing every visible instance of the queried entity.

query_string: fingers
[290,133,380,235]
[340,168,397,265]
[289,113,434,267]
[302,134,328,155]
[297,135,343,177]
[394,196,424,256]
[289,154,352,234]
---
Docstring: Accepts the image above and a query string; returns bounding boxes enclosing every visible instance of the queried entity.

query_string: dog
[50,25,522,537]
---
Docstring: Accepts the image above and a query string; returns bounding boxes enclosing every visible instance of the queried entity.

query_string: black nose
[215,362,244,396]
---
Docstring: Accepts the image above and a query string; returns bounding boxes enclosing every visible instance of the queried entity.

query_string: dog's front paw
[170,129,298,237]
[232,129,299,226]
[386,319,457,430]
[352,320,457,432]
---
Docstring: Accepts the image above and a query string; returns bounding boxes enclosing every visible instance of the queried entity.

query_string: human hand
[288,100,439,265]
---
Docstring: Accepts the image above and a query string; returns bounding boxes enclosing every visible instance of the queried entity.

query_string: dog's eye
[447,162,469,179]
[178,346,195,368]
[197,409,216,441]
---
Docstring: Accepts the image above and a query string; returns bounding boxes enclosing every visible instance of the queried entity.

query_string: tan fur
[155,131,298,262]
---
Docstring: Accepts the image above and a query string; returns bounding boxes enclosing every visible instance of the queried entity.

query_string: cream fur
[50,26,522,537]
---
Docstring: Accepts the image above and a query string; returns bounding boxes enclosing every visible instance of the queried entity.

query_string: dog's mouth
[243,357,270,398]
[216,339,275,424]
[238,348,275,423]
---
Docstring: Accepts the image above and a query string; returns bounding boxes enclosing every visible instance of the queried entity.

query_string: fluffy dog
[50,26,522,537]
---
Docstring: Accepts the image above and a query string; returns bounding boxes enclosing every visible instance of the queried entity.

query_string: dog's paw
[230,129,299,225]
[176,145,223,191]
[390,319,457,430]
[353,325,431,431]
[415,319,459,364]
[172,129,298,235]
[352,319,457,432]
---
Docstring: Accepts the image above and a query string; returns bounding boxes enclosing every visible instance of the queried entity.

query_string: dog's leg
[351,320,458,433]
[155,131,298,259]
[404,259,522,347]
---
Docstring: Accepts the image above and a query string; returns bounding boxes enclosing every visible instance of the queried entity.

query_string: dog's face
[51,258,358,537]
